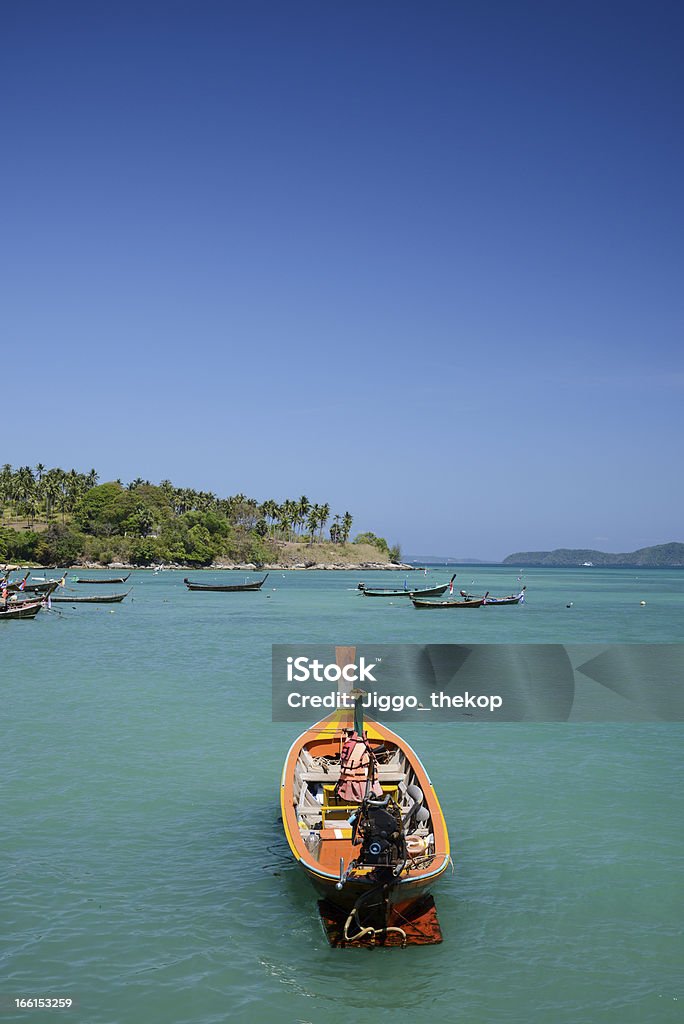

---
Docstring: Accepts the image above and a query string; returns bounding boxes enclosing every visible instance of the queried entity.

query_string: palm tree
[15,466,36,527]
[42,471,60,523]
[318,503,330,541]
[65,469,86,522]
[297,496,310,538]
[341,511,353,544]
[278,500,297,542]
[260,499,279,536]
[0,464,14,522]
[306,504,320,545]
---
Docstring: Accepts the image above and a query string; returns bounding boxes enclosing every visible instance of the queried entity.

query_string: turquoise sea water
[2,566,682,1024]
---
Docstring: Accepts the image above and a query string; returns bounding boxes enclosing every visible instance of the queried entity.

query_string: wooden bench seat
[301,768,406,783]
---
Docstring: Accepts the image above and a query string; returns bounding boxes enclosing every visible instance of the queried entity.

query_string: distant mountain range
[502,542,684,568]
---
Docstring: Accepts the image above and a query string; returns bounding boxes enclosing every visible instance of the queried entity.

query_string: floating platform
[318,895,443,948]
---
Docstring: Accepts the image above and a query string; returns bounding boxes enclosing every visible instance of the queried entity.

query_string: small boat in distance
[459,586,526,606]
[411,594,487,609]
[51,589,131,604]
[281,647,450,947]
[183,573,269,592]
[484,587,526,606]
[74,573,131,584]
[358,574,457,598]
[22,574,68,594]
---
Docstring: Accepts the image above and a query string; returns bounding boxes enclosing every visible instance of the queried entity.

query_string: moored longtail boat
[459,586,526,606]
[484,587,526,606]
[183,573,269,592]
[411,594,486,609]
[281,648,450,947]
[73,573,131,584]
[22,574,68,594]
[50,589,131,604]
[358,574,456,598]
[0,599,43,620]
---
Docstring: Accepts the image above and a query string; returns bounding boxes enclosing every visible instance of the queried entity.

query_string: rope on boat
[403,852,452,871]
[308,755,336,772]
[341,883,407,947]
[343,906,407,947]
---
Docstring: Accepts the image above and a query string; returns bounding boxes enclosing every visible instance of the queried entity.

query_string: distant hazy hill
[502,542,684,568]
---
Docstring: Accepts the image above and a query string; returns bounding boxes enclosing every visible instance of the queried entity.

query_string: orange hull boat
[280,683,451,945]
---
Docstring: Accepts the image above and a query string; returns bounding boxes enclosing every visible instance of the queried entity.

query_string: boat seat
[321,782,400,825]
[301,768,406,783]
[298,809,323,822]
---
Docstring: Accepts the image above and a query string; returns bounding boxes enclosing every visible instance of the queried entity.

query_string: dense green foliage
[352,533,403,563]
[353,532,390,555]
[0,464,384,566]
[502,543,684,567]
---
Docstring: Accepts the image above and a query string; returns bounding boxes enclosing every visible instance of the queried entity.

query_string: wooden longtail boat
[22,574,67,594]
[459,586,526,606]
[410,594,486,609]
[358,574,457,598]
[0,599,43,620]
[74,573,131,584]
[50,589,131,604]
[3,592,53,609]
[485,587,526,606]
[281,648,450,947]
[183,573,269,592]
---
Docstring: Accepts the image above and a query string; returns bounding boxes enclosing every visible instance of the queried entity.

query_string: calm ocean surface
[2,566,682,1023]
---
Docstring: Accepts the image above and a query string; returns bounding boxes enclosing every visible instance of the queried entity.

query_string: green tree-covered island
[0,464,404,569]
[502,543,684,567]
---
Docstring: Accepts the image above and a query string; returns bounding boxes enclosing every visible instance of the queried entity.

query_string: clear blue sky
[3,1,682,560]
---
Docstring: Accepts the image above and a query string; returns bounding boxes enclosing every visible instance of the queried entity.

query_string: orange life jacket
[336,731,383,803]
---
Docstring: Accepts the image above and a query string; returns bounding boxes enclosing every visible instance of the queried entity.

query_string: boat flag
[449,579,454,595]
[404,578,408,590]
[18,578,26,591]
[519,590,525,604]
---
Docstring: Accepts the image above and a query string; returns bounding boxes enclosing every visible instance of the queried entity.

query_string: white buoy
[640,600,646,606]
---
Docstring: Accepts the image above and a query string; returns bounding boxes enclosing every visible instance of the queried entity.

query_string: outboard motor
[355,796,407,867]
